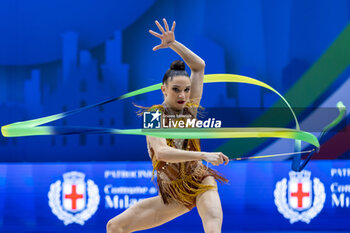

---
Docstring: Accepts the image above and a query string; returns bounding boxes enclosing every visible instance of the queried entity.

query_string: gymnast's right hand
[149,18,176,51]
[202,152,229,166]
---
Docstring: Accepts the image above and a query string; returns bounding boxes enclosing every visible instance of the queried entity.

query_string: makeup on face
[163,76,191,110]
[172,85,190,104]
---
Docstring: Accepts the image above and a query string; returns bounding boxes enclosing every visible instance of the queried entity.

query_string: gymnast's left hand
[149,18,176,51]
[202,152,230,166]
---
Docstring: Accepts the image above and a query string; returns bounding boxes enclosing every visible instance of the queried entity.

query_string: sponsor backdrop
[0,161,349,232]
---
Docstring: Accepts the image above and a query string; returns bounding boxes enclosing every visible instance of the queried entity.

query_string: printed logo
[48,171,100,225]
[274,170,325,224]
[143,110,162,128]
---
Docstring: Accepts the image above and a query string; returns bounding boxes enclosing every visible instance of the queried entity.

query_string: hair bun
[170,60,185,71]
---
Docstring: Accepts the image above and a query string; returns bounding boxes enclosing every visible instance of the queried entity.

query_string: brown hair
[162,60,190,84]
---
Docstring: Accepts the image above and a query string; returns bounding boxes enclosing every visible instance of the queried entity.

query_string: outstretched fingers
[150,19,175,51]
[152,45,162,51]
[171,21,176,32]
[149,30,162,38]
[155,20,165,34]
[163,18,169,31]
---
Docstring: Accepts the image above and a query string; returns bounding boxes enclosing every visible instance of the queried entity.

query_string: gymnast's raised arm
[149,18,205,107]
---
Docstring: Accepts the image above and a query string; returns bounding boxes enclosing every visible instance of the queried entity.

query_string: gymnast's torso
[143,101,228,210]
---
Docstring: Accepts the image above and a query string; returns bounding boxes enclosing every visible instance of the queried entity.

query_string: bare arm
[169,40,205,104]
[149,19,205,105]
[147,135,229,165]
[169,40,205,72]
[147,19,229,166]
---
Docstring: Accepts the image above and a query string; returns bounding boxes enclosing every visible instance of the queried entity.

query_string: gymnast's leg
[196,176,223,233]
[106,195,190,233]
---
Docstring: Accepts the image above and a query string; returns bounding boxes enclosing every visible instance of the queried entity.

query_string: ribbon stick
[231,149,315,161]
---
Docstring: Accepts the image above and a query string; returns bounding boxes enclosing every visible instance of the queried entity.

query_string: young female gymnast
[107,18,229,233]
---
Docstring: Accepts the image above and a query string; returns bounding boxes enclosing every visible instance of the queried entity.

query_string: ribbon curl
[1,74,345,171]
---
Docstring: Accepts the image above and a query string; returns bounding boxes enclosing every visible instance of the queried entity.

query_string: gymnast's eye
[185,88,190,92]
[172,87,180,92]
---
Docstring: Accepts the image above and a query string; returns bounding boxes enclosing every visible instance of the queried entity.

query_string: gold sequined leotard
[135,100,228,210]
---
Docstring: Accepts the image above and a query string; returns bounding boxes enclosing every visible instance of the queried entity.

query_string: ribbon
[1,74,345,171]
[292,101,346,171]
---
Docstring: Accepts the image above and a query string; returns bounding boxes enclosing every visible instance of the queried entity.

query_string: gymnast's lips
[177,100,185,104]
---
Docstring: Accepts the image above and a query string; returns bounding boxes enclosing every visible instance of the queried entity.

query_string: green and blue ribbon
[1,74,346,171]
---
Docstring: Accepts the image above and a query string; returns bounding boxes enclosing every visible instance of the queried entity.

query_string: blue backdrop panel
[0,161,349,232]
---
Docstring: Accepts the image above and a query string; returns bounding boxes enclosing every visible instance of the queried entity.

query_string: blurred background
[0,0,349,232]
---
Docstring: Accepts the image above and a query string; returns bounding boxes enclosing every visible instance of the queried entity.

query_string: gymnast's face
[161,75,191,111]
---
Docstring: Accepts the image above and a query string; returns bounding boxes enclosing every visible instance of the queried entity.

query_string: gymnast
[107,18,229,233]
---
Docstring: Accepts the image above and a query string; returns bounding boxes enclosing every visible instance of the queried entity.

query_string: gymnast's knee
[202,208,223,233]
[107,218,129,233]
[205,206,223,223]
